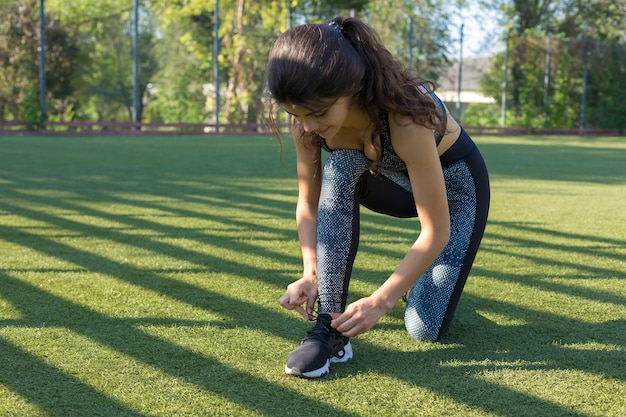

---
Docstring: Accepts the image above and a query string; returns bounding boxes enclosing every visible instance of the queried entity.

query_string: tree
[1,0,466,127]
[142,19,208,124]
[151,0,454,125]
[290,0,369,22]
[0,0,80,125]
[364,0,453,83]
[0,1,38,123]
[555,0,626,42]
[43,0,160,123]
[478,0,625,129]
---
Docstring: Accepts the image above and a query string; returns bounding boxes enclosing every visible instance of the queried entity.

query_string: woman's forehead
[283,102,325,117]
[287,97,339,110]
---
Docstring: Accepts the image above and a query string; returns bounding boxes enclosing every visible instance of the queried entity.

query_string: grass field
[0,133,624,417]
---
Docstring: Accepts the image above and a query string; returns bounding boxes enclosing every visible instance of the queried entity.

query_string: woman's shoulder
[386,111,433,140]
[386,110,439,158]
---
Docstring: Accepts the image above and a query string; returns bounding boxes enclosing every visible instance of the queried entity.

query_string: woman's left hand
[330,296,390,337]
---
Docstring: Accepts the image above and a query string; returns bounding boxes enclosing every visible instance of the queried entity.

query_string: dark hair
[266,16,446,165]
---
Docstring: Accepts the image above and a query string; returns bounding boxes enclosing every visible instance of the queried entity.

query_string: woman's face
[282,96,352,140]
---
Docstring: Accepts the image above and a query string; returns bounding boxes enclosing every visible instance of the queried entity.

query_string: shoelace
[303,311,348,358]
[304,311,344,343]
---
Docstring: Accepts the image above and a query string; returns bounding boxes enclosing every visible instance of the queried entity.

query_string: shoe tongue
[316,313,332,325]
[305,314,336,341]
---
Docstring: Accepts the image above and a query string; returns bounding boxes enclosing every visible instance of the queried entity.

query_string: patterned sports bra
[320,89,447,171]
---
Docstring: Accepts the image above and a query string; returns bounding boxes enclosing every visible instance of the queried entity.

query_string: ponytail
[328,16,445,163]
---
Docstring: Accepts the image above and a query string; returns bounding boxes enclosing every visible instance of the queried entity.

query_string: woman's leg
[316,150,369,313]
[285,150,371,378]
[316,151,418,313]
[316,133,489,342]
[404,134,490,341]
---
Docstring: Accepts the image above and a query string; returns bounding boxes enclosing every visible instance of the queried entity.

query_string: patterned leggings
[316,130,490,341]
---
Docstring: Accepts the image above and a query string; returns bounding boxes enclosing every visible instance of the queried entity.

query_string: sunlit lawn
[0,133,624,416]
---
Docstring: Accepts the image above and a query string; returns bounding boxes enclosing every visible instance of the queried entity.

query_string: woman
[266,16,490,378]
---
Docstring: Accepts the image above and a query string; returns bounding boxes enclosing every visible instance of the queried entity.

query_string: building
[436,56,495,112]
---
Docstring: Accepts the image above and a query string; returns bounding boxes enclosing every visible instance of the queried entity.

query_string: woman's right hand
[278,276,318,321]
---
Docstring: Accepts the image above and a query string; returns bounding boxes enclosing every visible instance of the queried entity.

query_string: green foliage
[476,0,626,130]
[0,0,82,124]
[20,82,41,128]
[1,0,624,129]
[0,133,625,416]
[480,31,625,130]
[460,103,501,127]
[364,0,451,81]
[144,76,207,124]
[71,4,159,122]
[584,42,626,129]
[545,37,580,128]
[0,1,40,123]
[291,0,370,22]
[0,0,457,126]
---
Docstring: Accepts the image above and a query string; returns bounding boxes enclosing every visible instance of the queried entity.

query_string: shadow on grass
[348,209,624,415]
[0,136,360,416]
[350,310,625,417]
[0,135,624,416]
[0,208,356,415]
[0,270,362,417]
[0,333,146,417]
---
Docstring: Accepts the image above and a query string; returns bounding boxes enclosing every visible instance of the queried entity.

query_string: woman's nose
[301,117,318,133]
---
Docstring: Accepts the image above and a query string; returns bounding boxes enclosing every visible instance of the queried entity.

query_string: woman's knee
[404,307,441,342]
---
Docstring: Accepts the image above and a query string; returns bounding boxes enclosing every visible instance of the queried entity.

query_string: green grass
[0,133,624,417]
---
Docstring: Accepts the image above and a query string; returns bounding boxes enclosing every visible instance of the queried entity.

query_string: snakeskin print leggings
[316,129,490,341]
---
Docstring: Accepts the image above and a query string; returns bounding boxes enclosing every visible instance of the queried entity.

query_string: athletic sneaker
[285,313,353,378]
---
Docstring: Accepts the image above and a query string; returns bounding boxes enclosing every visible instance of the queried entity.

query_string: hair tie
[327,20,343,32]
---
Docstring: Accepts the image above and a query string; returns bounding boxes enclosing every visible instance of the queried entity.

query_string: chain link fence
[1,1,624,135]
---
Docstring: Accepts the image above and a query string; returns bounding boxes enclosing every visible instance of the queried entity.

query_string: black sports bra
[423,84,447,145]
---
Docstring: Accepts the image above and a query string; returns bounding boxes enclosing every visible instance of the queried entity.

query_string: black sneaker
[285,313,353,378]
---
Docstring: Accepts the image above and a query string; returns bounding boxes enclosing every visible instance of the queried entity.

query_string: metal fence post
[133,0,139,128]
[580,42,590,131]
[456,24,464,121]
[214,0,220,132]
[543,36,551,128]
[39,0,47,130]
[501,34,509,128]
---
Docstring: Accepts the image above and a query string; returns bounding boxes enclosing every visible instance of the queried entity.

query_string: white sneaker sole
[285,360,330,378]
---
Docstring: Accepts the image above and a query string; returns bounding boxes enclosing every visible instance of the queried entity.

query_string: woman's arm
[278,127,323,319]
[372,118,450,306]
